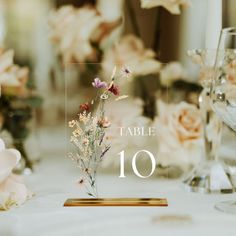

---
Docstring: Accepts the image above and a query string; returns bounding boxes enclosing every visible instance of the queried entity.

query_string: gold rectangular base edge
[64,198,168,207]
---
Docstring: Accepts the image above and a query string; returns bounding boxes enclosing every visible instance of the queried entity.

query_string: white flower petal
[102,35,161,79]
[0,49,14,75]
[8,149,21,164]
[0,150,20,184]
[0,138,5,151]
[0,174,33,210]
[140,0,190,14]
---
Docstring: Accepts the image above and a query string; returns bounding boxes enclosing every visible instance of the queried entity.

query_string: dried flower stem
[69,67,128,197]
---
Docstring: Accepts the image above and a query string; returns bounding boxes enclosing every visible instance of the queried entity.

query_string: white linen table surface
[0,128,236,236]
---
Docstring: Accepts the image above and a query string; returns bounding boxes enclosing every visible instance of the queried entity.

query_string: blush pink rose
[154,101,203,170]
[169,102,202,143]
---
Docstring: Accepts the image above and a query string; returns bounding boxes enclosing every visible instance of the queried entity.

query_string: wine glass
[183,49,235,194]
[211,27,236,213]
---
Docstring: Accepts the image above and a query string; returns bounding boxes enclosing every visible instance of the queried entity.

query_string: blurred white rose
[101,98,157,172]
[0,139,33,210]
[0,113,15,161]
[154,100,203,171]
[187,50,204,66]
[48,5,102,64]
[140,0,190,14]
[0,49,14,74]
[0,48,30,96]
[160,62,187,87]
[97,0,124,21]
[187,49,217,87]
[0,49,18,87]
[102,35,161,79]
[0,130,13,148]
[96,0,124,49]
[48,5,121,64]
[1,66,29,96]
[226,59,236,85]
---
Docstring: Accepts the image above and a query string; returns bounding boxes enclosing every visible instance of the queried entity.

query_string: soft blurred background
[0,0,236,177]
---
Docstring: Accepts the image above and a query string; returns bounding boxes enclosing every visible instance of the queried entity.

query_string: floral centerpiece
[0,48,42,170]
[68,67,128,197]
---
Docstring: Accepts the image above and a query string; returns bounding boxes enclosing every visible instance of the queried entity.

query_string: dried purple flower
[92,78,107,88]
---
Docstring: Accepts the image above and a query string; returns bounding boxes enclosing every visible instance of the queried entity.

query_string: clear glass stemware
[183,49,235,194]
[211,27,236,213]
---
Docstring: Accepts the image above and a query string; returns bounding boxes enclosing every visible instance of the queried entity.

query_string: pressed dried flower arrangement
[68,67,129,197]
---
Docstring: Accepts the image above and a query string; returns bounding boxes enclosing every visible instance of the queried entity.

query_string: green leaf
[25,96,43,108]
[87,192,94,197]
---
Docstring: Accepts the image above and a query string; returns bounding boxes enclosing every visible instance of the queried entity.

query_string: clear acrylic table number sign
[64,63,168,207]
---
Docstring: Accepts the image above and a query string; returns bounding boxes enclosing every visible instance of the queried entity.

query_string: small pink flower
[92,78,107,88]
[98,117,111,128]
[79,103,90,111]
[82,138,89,146]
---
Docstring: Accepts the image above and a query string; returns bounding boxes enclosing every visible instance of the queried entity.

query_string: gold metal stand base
[64,198,168,207]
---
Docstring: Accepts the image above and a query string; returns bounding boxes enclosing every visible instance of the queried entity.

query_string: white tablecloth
[1,129,236,236]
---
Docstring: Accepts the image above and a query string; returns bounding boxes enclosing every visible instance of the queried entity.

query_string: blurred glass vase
[0,96,42,175]
[6,108,35,174]
[183,49,235,193]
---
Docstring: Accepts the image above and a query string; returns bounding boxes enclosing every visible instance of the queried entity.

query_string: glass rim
[187,48,236,54]
[187,49,217,54]
[221,27,236,35]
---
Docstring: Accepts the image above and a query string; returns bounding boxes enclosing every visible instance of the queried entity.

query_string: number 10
[118,150,156,178]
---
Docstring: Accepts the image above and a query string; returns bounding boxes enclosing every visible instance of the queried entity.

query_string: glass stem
[199,87,222,162]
